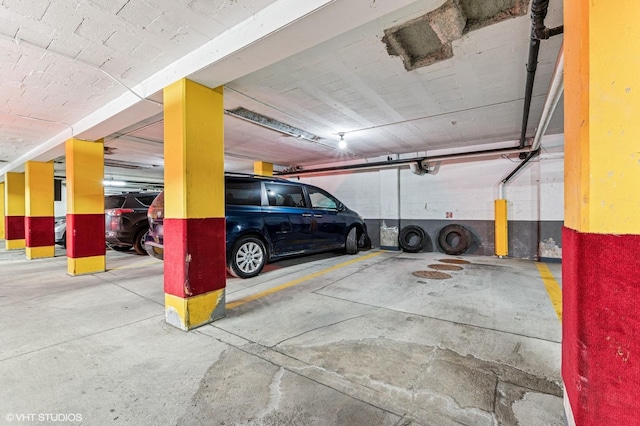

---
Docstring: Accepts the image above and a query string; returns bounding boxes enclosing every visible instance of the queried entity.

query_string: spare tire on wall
[398,225,428,253]
[437,224,472,255]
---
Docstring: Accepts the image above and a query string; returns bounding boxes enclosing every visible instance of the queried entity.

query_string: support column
[0,182,5,240]
[25,161,55,259]
[163,78,226,330]
[563,0,640,424]
[65,138,106,275]
[253,161,273,176]
[4,172,25,250]
[494,199,508,257]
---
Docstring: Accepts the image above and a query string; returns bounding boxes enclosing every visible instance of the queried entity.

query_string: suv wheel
[133,228,149,255]
[228,237,266,279]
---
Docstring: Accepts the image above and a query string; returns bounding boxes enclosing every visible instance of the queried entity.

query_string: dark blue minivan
[144,173,370,278]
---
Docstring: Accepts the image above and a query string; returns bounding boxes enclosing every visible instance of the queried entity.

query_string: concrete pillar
[563,0,640,423]
[0,182,5,240]
[4,172,25,250]
[253,161,273,176]
[25,161,55,259]
[65,138,106,275]
[494,199,508,256]
[163,78,226,330]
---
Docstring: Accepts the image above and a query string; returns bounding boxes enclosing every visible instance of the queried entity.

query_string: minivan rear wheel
[228,237,266,279]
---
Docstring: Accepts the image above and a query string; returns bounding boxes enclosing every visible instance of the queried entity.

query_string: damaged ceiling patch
[383,0,528,70]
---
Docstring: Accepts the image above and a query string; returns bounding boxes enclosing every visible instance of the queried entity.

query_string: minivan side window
[226,180,262,206]
[265,183,306,207]
[307,187,339,210]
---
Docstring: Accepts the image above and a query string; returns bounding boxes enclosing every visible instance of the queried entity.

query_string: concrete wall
[297,140,564,260]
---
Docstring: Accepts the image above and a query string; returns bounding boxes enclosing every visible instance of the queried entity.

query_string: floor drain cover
[412,270,452,279]
[428,264,463,271]
[438,258,471,265]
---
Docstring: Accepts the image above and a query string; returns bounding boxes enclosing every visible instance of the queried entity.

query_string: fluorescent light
[103,180,127,187]
[338,133,347,149]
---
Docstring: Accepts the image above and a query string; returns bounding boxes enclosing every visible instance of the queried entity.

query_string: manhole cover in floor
[438,258,471,265]
[412,270,452,279]
[428,264,464,271]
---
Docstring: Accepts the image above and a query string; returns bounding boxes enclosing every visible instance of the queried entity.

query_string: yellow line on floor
[227,250,385,310]
[536,262,562,322]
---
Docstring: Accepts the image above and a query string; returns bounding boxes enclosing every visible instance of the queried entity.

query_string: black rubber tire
[111,245,131,252]
[437,224,472,255]
[345,227,359,255]
[398,225,427,253]
[62,232,66,249]
[133,228,149,255]
[228,236,267,279]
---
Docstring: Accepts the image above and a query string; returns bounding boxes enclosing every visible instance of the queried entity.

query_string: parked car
[145,173,370,278]
[53,192,161,253]
[54,216,67,248]
[105,192,161,254]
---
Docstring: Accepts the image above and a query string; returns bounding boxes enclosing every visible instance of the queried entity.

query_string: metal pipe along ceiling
[519,0,564,149]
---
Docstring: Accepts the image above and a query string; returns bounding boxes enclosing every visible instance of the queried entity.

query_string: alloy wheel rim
[236,242,263,273]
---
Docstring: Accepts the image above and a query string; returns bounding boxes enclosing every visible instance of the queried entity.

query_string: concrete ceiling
[0,0,564,186]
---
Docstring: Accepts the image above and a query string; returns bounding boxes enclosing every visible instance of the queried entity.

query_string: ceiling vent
[383,0,528,70]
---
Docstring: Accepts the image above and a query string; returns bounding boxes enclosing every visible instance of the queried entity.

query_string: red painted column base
[562,226,640,424]
[5,215,25,240]
[67,214,106,259]
[164,218,226,298]
[25,216,54,247]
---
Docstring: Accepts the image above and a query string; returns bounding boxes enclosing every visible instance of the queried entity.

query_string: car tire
[437,224,472,255]
[228,236,267,279]
[345,227,359,255]
[62,232,66,249]
[133,228,149,255]
[399,225,427,253]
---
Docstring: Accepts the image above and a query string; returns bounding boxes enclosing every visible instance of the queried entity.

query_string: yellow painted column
[253,161,273,176]
[562,0,640,424]
[0,182,5,240]
[163,79,226,330]
[25,161,55,259]
[494,199,508,256]
[66,138,106,275]
[4,172,25,250]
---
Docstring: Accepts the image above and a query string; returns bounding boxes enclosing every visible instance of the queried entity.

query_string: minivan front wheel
[345,227,359,255]
[228,237,267,279]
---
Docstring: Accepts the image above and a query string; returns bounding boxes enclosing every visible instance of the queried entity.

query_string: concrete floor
[0,244,563,425]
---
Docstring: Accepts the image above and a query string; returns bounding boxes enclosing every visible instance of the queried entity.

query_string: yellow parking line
[536,262,562,322]
[227,250,385,310]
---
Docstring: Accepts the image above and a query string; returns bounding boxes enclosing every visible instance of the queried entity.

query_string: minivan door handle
[301,213,312,217]
[313,214,323,218]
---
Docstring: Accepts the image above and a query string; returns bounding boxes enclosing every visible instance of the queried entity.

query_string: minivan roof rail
[224,172,290,182]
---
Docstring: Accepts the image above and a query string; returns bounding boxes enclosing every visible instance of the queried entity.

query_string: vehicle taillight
[106,208,134,230]
[106,208,135,216]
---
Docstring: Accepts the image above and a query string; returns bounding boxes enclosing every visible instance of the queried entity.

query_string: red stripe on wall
[5,216,25,240]
[25,216,54,247]
[67,214,106,259]
[164,218,226,298]
[562,227,640,425]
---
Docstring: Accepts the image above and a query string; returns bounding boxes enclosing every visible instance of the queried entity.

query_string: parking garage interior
[1,1,638,425]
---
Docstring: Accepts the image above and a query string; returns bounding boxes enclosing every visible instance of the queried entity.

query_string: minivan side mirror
[337,202,346,212]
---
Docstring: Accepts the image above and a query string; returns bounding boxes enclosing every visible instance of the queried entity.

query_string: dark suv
[105,192,161,255]
[145,174,369,278]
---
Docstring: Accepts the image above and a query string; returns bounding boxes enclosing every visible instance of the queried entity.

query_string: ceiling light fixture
[338,132,347,149]
[102,179,127,187]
